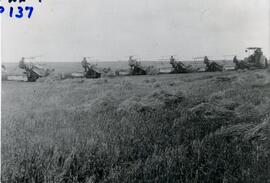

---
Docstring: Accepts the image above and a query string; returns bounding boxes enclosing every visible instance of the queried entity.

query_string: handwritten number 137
[10,6,33,18]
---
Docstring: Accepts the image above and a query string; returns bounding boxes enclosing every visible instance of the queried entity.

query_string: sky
[1,0,270,62]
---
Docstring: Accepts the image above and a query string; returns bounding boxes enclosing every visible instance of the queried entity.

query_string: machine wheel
[85,70,101,78]
[27,71,40,82]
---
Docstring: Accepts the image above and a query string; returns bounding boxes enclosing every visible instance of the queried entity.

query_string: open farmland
[1,69,270,182]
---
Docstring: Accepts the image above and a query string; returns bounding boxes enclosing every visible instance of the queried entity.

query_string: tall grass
[2,70,270,182]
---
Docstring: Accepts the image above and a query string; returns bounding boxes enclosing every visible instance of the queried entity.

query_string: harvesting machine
[128,56,147,75]
[18,57,53,82]
[169,56,199,73]
[233,47,268,70]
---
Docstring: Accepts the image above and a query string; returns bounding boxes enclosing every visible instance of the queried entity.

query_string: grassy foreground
[1,70,270,183]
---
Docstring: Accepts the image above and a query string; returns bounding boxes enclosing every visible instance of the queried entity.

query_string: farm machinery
[203,56,224,72]
[115,56,152,76]
[2,64,7,73]
[126,56,159,75]
[18,57,53,82]
[3,47,268,83]
[81,57,112,78]
[169,56,199,73]
[128,56,147,75]
[233,47,268,70]
[81,57,102,78]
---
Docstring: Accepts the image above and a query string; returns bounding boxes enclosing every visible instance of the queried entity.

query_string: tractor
[233,47,268,70]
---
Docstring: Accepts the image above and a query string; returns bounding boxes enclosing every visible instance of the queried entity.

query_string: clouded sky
[1,0,269,62]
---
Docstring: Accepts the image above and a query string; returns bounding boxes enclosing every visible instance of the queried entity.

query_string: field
[1,69,270,182]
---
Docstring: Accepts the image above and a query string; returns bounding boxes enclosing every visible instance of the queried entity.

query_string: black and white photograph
[1,0,270,182]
